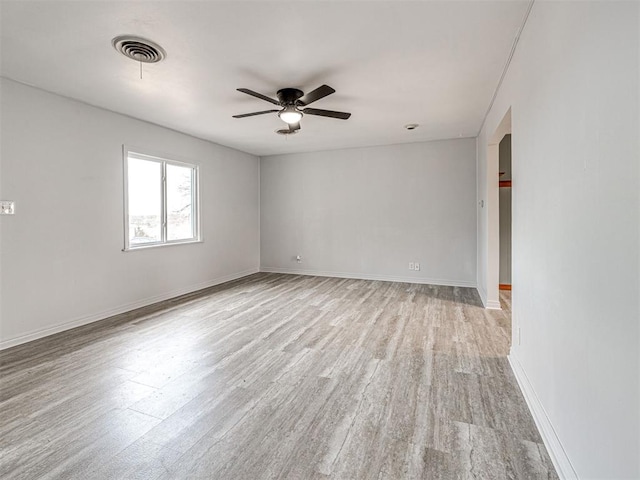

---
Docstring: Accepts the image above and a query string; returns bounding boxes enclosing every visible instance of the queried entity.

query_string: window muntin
[124,149,199,250]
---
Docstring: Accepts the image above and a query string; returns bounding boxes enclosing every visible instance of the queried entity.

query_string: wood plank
[0,273,557,480]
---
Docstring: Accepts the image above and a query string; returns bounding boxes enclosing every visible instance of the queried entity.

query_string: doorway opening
[498,134,512,314]
[486,107,512,340]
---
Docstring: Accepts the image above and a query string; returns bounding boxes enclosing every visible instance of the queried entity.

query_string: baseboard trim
[508,355,578,480]
[0,268,259,350]
[477,285,488,306]
[486,299,502,309]
[476,286,502,310]
[260,267,476,288]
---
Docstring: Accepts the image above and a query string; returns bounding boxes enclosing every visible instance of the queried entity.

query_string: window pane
[166,164,195,241]
[128,158,162,245]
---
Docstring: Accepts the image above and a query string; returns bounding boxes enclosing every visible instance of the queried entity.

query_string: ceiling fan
[233,85,351,133]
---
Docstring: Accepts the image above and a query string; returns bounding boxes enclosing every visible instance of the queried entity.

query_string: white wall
[477,2,639,478]
[261,139,477,286]
[0,78,260,348]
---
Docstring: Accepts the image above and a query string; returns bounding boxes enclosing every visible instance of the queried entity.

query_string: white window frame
[123,146,201,251]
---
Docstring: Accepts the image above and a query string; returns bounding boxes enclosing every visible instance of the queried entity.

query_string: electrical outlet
[296,255,302,263]
[414,263,420,271]
[408,262,414,270]
[0,201,15,215]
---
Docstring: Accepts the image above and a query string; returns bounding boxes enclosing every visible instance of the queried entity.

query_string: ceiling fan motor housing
[277,88,304,105]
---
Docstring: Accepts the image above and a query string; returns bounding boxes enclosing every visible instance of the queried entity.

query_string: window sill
[122,239,203,252]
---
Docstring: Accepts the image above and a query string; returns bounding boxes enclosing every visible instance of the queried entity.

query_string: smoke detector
[404,124,419,130]
[112,35,166,63]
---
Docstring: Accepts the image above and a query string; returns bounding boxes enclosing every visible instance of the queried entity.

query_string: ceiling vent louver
[112,35,166,63]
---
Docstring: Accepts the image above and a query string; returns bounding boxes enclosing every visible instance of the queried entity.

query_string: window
[124,148,200,250]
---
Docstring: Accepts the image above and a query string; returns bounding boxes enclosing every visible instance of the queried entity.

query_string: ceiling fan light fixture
[233,85,350,128]
[279,105,303,124]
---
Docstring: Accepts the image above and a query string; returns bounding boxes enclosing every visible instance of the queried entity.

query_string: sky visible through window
[127,157,195,246]
[167,164,194,241]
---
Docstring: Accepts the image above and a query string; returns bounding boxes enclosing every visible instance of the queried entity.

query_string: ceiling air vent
[112,35,166,63]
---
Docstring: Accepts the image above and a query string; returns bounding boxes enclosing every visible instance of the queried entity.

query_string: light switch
[0,201,15,215]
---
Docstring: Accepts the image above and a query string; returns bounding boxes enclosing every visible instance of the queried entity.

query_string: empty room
[0,1,638,479]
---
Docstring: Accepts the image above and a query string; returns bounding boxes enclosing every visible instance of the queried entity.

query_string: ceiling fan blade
[233,109,279,118]
[237,88,280,105]
[289,122,301,132]
[302,108,351,120]
[298,85,335,106]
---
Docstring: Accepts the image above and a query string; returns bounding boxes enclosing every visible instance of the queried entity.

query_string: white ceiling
[0,1,529,156]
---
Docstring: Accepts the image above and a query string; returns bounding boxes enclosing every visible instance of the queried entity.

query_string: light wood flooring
[0,273,557,479]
